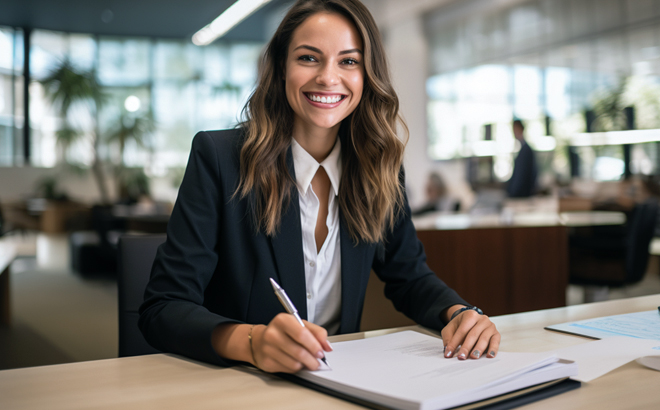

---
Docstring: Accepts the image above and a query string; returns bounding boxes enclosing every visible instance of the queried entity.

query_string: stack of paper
[297,331,577,410]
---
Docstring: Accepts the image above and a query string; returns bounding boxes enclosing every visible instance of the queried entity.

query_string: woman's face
[284,12,364,137]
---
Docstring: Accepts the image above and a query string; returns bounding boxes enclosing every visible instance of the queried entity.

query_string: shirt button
[309,261,315,267]
[307,292,312,299]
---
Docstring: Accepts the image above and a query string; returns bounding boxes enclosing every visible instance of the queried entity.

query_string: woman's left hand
[441,309,500,360]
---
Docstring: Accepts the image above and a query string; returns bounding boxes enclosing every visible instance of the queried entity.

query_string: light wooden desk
[1,294,658,410]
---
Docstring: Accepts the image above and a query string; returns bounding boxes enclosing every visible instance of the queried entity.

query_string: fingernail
[326,341,333,351]
[489,351,496,357]
[458,353,466,360]
[316,351,324,359]
[445,350,453,358]
[472,350,480,358]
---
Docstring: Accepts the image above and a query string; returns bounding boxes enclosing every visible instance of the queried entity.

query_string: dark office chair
[569,199,658,301]
[0,202,6,237]
[117,234,166,357]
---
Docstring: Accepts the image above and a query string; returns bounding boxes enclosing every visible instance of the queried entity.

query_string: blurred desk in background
[412,211,626,316]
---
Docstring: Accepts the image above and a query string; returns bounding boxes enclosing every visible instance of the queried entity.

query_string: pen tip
[269,277,280,289]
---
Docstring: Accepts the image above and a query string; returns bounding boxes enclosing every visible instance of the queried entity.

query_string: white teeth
[308,94,342,104]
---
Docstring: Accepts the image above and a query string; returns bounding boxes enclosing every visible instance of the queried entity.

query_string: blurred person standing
[506,119,537,198]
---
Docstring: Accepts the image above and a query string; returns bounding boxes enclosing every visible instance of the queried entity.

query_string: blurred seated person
[412,172,460,216]
[506,119,537,198]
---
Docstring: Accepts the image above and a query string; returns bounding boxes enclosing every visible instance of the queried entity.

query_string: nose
[316,62,340,86]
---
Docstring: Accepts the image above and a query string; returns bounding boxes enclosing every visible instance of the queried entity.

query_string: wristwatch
[450,306,484,322]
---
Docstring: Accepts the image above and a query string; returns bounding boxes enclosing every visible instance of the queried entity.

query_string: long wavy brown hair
[237,0,407,244]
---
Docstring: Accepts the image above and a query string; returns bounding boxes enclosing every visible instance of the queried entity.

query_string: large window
[7,28,261,173]
[0,27,24,166]
[30,31,97,167]
[426,0,660,181]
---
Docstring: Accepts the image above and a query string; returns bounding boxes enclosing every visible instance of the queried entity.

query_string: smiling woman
[139,0,501,375]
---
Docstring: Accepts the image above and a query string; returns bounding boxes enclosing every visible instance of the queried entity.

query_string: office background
[3,0,660,207]
[1,0,660,370]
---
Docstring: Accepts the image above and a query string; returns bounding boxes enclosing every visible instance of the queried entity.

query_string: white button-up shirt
[291,137,342,335]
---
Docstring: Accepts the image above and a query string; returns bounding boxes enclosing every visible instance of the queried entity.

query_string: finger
[259,341,305,373]
[279,320,325,363]
[303,321,332,352]
[441,324,457,358]
[452,316,491,360]
[271,314,324,357]
[446,312,481,358]
[469,325,498,359]
[252,325,304,373]
[263,315,321,371]
[281,334,322,370]
[486,331,501,358]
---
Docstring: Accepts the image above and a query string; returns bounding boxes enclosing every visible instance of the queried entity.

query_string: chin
[309,117,343,130]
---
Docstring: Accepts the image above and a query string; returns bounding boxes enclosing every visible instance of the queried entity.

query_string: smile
[303,93,346,104]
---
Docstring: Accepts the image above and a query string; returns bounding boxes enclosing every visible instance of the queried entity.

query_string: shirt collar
[291,137,342,197]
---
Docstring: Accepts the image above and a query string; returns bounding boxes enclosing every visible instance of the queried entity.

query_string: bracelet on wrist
[247,325,258,366]
[450,306,484,322]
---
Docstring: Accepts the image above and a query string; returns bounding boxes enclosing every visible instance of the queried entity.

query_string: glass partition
[425,0,660,180]
[0,27,24,167]
[21,29,262,175]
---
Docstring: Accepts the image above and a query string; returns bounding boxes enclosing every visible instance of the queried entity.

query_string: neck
[292,123,340,163]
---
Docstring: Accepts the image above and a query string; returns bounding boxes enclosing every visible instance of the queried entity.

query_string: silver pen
[269,278,330,368]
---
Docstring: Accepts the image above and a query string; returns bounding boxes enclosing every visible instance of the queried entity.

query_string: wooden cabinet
[416,225,569,316]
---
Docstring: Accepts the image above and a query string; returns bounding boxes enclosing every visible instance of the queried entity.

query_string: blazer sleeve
[371,179,470,330]
[138,131,240,366]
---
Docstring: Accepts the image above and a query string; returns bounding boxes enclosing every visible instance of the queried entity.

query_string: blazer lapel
[270,147,308,319]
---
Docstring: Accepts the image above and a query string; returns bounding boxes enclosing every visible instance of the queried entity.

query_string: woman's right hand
[250,313,332,373]
[212,314,332,373]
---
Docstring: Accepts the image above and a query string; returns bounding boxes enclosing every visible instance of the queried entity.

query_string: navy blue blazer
[139,129,468,366]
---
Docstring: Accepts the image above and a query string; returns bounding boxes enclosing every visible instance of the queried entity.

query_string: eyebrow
[293,45,363,55]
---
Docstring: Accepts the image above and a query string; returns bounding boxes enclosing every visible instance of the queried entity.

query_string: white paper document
[552,336,660,382]
[296,331,577,410]
[636,355,660,371]
[545,310,660,340]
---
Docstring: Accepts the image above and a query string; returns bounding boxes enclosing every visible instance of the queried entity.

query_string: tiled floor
[0,233,117,370]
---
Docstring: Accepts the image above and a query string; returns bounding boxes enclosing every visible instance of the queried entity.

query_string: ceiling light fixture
[192,0,273,46]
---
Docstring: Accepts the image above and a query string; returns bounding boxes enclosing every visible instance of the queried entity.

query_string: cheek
[284,82,294,107]
[284,64,297,105]
[349,73,364,103]
[284,80,298,110]
[285,67,309,107]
